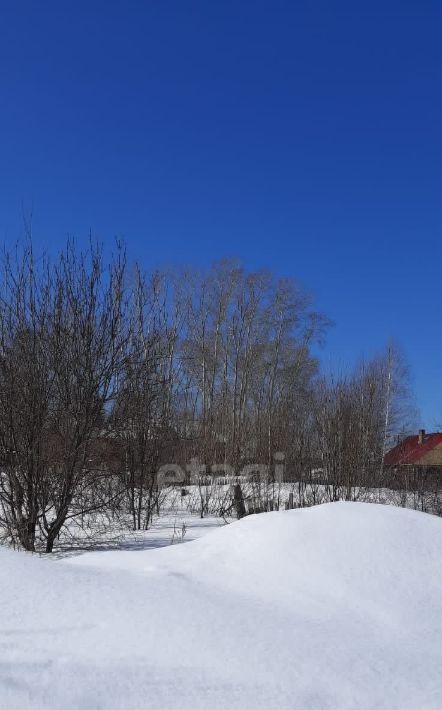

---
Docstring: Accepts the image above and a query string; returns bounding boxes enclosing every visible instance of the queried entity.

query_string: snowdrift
[1,503,441,710]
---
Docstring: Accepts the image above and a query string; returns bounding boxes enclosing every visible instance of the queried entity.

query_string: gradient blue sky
[0,1,441,426]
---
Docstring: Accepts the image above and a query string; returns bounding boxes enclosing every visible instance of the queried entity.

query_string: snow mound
[70,502,441,620]
[1,503,441,710]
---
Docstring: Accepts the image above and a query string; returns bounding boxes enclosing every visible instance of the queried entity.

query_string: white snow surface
[1,502,441,709]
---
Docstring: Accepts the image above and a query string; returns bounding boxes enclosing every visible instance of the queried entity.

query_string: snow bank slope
[1,503,441,710]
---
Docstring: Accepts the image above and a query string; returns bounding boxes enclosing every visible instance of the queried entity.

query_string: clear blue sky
[0,1,441,426]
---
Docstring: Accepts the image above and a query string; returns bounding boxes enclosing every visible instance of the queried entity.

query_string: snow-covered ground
[46,480,439,557]
[1,502,441,709]
[50,509,228,558]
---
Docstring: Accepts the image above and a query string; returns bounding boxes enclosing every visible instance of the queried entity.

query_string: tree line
[0,241,417,551]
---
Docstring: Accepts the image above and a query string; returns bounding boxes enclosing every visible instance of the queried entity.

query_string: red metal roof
[384,433,442,466]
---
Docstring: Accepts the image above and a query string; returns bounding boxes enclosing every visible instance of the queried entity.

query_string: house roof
[384,433,442,466]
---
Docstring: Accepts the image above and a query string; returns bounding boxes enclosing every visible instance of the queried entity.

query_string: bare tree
[0,244,53,550]
[0,241,130,551]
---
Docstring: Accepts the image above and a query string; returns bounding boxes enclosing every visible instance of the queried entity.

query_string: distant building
[384,429,442,491]
[385,429,442,467]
